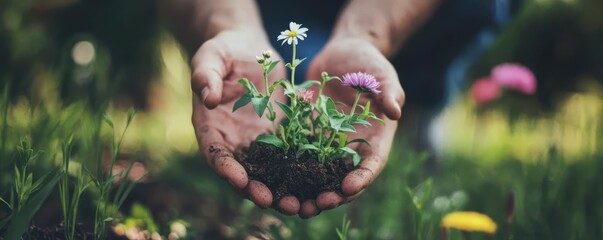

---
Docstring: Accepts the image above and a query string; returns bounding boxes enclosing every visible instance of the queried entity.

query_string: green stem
[263,66,269,96]
[318,128,323,146]
[291,42,297,85]
[326,130,338,148]
[349,92,361,116]
[272,118,276,136]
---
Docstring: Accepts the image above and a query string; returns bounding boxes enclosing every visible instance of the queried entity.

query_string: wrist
[330,15,395,58]
[203,13,265,42]
[198,0,267,43]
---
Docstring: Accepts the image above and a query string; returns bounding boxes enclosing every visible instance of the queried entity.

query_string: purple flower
[491,63,536,94]
[342,72,381,94]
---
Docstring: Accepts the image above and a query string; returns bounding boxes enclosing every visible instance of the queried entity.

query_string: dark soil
[0,223,124,240]
[236,142,355,201]
[13,223,94,240]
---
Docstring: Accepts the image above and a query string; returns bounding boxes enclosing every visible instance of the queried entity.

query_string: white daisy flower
[277,22,308,45]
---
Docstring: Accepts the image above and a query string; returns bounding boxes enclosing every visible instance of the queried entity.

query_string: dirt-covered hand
[300,38,405,218]
[191,28,287,210]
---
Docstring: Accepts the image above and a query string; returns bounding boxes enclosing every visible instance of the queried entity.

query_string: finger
[246,180,273,209]
[316,192,343,210]
[191,42,226,109]
[277,195,300,216]
[192,111,249,190]
[214,156,248,190]
[192,96,233,158]
[341,153,385,196]
[299,200,320,219]
[375,76,405,120]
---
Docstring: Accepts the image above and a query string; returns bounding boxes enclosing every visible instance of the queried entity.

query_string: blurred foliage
[0,0,161,110]
[470,0,603,112]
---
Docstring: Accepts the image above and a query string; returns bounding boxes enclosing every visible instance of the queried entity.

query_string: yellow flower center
[288,31,297,38]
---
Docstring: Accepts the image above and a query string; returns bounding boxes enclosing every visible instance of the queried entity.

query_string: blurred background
[1,0,602,239]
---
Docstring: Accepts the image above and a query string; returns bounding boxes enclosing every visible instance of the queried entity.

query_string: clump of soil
[236,142,355,201]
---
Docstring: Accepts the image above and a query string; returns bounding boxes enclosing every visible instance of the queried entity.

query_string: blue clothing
[258,0,511,108]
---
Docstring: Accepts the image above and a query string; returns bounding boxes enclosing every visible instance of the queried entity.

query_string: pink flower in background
[491,63,536,94]
[342,72,381,94]
[296,89,314,103]
[471,77,501,105]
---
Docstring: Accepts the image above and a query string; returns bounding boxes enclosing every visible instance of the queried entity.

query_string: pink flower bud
[295,89,315,104]
[491,63,536,94]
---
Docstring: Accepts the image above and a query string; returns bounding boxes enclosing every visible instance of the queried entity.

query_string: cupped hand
[299,38,405,218]
[190,28,288,211]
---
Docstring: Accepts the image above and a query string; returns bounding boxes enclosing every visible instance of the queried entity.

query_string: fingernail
[201,87,209,103]
[390,98,401,119]
[394,101,402,117]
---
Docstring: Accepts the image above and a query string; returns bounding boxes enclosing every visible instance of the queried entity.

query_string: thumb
[191,42,226,109]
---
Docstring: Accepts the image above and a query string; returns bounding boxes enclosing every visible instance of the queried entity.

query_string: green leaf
[127,108,138,126]
[238,78,259,96]
[5,170,61,240]
[279,125,290,150]
[329,116,346,131]
[348,138,370,146]
[412,178,433,210]
[352,153,361,166]
[368,113,386,126]
[251,96,270,117]
[266,60,281,75]
[275,101,293,119]
[14,165,20,186]
[31,172,49,192]
[293,57,307,67]
[102,112,114,129]
[340,123,356,133]
[325,98,338,115]
[256,135,284,148]
[268,80,285,95]
[233,92,252,112]
[350,117,371,126]
[25,173,33,190]
[282,80,296,95]
[295,80,321,90]
[0,197,12,210]
[340,147,361,166]
[104,217,114,222]
[360,101,371,118]
[296,144,319,157]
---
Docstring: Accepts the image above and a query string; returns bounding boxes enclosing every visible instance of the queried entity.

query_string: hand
[190,28,288,210]
[301,37,405,217]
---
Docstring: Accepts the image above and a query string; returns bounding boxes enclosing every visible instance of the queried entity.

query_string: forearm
[159,0,266,49]
[332,0,440,58]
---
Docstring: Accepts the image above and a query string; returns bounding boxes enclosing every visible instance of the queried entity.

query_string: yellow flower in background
[441,211,497,234]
